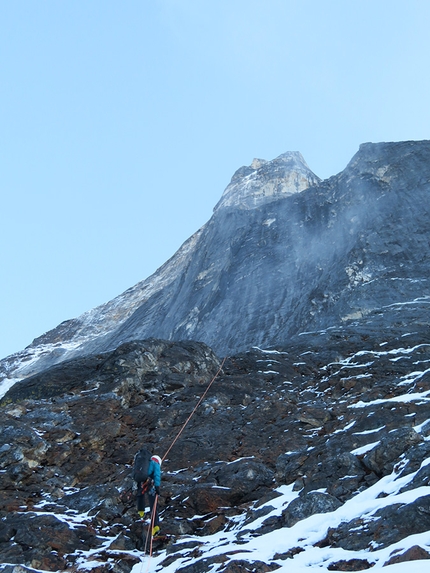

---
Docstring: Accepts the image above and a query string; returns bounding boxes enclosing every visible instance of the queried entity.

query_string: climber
[136,454,162,536]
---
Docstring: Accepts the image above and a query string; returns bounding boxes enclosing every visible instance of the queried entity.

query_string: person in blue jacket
[137,454,162,536]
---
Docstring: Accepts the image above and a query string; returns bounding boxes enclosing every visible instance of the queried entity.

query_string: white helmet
[152,455,162,466]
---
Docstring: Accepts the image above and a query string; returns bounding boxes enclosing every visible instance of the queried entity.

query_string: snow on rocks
[2,324,430,572]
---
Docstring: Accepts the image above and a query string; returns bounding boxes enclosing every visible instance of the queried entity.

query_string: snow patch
[350,441,381,455]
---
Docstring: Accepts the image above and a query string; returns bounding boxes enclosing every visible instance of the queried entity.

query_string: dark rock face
[1,315,430,571]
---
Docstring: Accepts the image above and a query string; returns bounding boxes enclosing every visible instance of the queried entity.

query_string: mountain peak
[214,150,321,211]
[2,140,430,381]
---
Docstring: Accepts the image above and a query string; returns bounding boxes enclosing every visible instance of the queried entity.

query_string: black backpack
[132,448,152,482]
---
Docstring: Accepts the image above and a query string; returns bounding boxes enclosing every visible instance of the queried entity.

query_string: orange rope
[140,356,227,570]
[148,494,158,557]
[162,356,227,462]
[142,494,159,571]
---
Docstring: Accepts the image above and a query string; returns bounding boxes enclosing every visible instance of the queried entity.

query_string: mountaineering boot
[152,525,160,537]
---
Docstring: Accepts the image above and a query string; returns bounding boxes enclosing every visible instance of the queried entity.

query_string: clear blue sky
[1,0,430,359]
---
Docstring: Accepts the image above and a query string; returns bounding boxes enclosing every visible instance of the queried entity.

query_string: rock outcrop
[214,151,321,210]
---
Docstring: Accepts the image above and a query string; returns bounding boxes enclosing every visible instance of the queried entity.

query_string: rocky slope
[2,141,430,384]
[1,297,430,572]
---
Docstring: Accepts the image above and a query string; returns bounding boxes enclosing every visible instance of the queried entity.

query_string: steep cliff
[2,140,430,386]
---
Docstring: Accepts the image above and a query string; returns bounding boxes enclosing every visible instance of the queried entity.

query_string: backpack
[132,448,152,482]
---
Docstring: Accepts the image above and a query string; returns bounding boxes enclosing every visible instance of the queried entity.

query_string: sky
[1,0,430,360]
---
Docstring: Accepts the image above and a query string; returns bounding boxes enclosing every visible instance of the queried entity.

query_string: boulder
[362,428,422,476]
[384,544,430,565]
[282,491,342,527]
[211,459,275,504]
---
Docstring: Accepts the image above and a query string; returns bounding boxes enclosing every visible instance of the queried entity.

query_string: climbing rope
[162,355,227,461]
[143,494,159,568]
[140,356,227,569]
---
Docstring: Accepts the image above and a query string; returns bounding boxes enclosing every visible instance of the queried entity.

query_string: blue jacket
[148,459,161,487]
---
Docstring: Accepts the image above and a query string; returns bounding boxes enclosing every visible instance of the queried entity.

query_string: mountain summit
[1,140,430,382]
[214,151,320,211]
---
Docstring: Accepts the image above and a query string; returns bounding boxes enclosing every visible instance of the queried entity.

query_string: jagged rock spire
[214,151,321,211]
